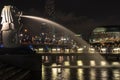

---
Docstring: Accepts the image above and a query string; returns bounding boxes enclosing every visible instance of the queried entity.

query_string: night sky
[0,0,120,41]
[1,0,120,15]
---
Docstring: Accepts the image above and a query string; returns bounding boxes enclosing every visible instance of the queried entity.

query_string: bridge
[40,52,120,60]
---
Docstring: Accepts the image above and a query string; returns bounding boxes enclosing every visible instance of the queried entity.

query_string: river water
[42,59,120,80]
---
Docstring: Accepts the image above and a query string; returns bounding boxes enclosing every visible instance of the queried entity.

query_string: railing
[34,47,120,54]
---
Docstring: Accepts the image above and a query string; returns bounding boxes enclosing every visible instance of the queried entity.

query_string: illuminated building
[89,26,120,53]
[90,26,120,45]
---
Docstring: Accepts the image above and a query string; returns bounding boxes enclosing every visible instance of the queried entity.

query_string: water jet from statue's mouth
[17,11,23,17]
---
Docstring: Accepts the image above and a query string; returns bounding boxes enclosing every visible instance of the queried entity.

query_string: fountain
[0,5,109,65]
[0,5,115,80]
[21,15,109,66]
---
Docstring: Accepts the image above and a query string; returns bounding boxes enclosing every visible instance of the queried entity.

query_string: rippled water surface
[42,61,120,80]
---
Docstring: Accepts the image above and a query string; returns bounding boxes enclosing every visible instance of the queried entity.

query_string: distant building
[89,25,120,47]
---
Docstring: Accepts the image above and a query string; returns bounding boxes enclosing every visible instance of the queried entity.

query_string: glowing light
[77,48,83,53]
[78,69,84,80]
[100,48,106,53]
[52,48,57,53]
[57,48,61,53]
[113,69,120,78]
[101,61,107,66]
[112,62,120,65]
[89,48,95,53]
[24,29,28,32]
[64,61,70,66]
[52,68,57,80]
[101,70,108,77]
[42,64,45,80]
[90,60,96,66]
[77,60,83,66]
[52,63,57,67]
[90,69,96,80]
[112,48,120,54]
[38,48,44,53]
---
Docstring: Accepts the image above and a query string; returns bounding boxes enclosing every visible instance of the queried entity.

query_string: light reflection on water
[42,56,120,80]
[78,69,84,80]
[42,63,120,80]
[89,69,96,80]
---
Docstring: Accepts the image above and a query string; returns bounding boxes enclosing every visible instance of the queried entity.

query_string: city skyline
[1,0,120,40]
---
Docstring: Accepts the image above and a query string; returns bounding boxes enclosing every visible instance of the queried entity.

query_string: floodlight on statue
[1,5,22,48]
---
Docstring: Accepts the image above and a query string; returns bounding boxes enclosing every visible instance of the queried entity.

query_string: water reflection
[90,69,96,80]
[100,69,108,80]
[113,69,120,80]
[78,69,84,80]
[42,59,120,80]
[43,63,120,80]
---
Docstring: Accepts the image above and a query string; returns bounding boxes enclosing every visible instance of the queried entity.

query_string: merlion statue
[1,5,22,48]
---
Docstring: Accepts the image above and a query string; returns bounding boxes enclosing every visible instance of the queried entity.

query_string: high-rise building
[45,0,55,19]
[45,0,55,35]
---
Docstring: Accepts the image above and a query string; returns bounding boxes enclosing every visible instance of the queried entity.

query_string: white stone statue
[1,5,22,48]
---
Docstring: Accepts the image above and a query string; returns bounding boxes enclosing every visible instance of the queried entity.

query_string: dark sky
[56,0,120,16]
[1,0,120,16]
[0,0,120,40]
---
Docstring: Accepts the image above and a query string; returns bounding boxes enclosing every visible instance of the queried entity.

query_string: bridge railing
[33,47,120,54]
